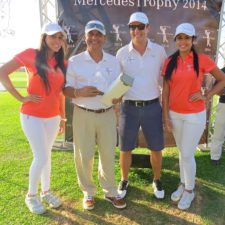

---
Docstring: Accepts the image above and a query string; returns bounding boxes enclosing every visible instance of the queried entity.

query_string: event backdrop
[57,0,223,146]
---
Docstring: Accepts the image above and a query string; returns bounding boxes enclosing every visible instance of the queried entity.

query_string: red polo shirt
[162,52,216,113]
[14,48,65,118]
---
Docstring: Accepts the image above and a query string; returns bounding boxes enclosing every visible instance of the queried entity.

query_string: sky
[0,0,41,63]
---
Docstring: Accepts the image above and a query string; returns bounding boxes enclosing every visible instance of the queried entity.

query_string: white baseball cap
[175,23,196,37]
[128,12,149,25]
[41,22,66,38]
[85,20,106,35]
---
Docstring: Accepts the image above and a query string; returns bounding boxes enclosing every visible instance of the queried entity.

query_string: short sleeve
[65,57,76,88]
[161,58,170,77]
[112,57,121,81]
[161,47,167,66]
[13,48,36,68]
[199,54,216,73]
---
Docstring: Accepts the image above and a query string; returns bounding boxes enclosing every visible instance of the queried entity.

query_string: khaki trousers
[73,106,117,197]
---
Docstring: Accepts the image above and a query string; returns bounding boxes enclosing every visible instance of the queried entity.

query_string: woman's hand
[163,119,173,132]
[21,94,42,103]
[58,120,66,134]
[189,91,207,102]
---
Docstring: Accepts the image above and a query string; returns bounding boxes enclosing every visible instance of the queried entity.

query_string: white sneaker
[83,196,95,210]
[178,190,195,210]
[40,191,62,208]
[25,195,46,214]
[171,184,185,202]
[152,180,165,199]
[117,180,129,199]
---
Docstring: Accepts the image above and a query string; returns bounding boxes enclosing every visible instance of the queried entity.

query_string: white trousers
[20,113,60,195]
[169,110,206,190]
[210,103,225,160]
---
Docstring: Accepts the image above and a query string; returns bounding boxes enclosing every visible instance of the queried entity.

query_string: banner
[57,0,223,146]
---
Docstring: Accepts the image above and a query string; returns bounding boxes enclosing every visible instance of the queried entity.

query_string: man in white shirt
[63,20,126,210]
[116,12,167,199]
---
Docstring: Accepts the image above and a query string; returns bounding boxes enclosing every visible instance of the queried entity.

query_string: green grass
[1,86,225,224]
[9,71,27,88]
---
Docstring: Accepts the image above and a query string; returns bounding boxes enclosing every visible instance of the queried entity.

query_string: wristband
[74,89,79,98]
[61,118,67,122]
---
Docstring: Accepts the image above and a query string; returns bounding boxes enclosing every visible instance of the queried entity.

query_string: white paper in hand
[100,73,134,106]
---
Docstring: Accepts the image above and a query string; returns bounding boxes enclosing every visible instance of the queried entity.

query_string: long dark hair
[164,45,199,81]
[35,34,67,93]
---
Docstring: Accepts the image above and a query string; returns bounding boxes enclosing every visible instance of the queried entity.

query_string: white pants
[20,113,60,195]
[169,110,206,190]
[210,103,225,160]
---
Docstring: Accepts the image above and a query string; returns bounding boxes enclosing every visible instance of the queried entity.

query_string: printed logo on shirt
[187,64,193,71]
[149,54,156,58]
[106,67,113,76]
[127,56,135,63]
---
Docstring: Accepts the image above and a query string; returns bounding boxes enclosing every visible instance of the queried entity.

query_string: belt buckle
[135,101,143,107]
[97,108,107,113]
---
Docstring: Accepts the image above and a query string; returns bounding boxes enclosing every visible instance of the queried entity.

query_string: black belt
[219,95,225,103]
[124,98,159,107]
[77,105,112,113]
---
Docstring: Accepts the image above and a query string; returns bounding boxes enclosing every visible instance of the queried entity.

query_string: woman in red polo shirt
[0,22,67,214]
[162,23,225,210]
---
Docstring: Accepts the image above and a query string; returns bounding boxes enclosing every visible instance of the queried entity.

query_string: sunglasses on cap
[129,24,146,31]
[85,23,105,32]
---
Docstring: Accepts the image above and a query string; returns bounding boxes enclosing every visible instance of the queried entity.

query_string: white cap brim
[85,28,106,35]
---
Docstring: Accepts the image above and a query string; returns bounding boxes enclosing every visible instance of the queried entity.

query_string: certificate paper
[101,74,134,106]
